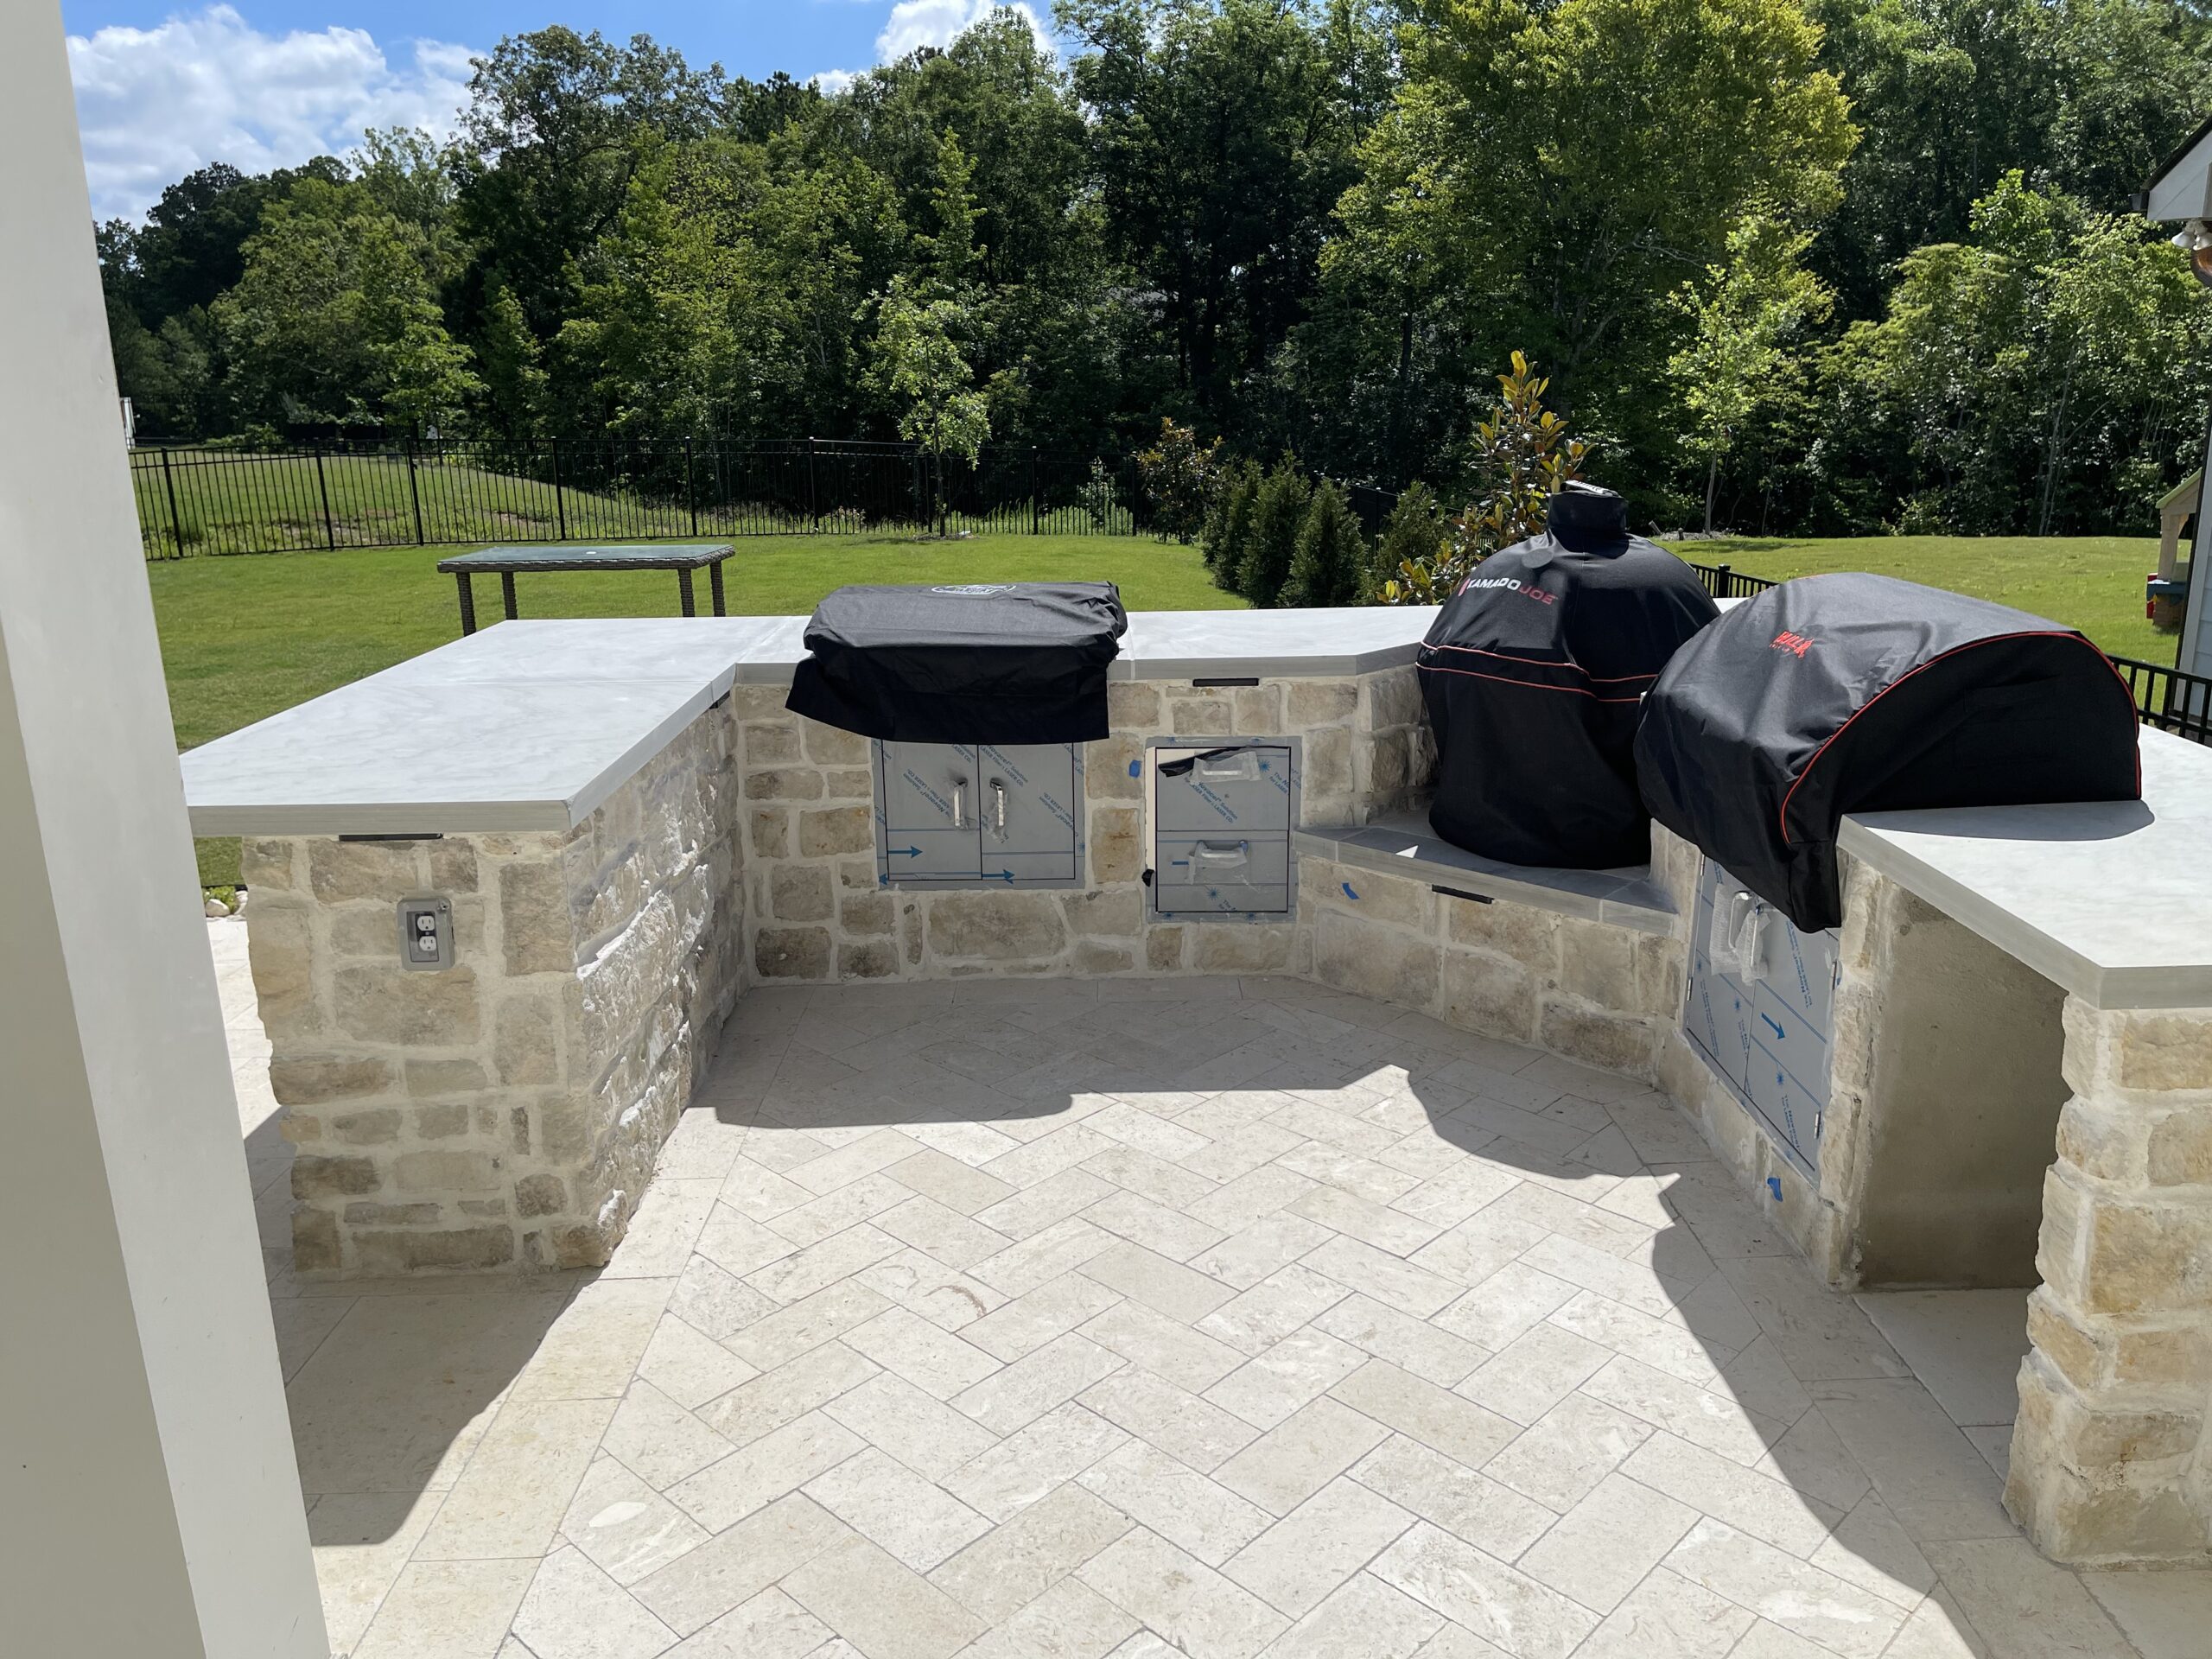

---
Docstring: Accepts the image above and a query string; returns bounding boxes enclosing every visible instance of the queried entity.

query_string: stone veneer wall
[733,670,1433,984]
[244,702,742,1274]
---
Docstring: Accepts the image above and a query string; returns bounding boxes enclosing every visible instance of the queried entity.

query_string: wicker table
[435,543,734,634]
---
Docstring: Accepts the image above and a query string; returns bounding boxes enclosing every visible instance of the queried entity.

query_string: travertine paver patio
[210,919,2209,1659]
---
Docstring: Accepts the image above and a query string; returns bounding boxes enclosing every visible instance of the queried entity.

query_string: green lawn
[1698,534,2171,664]
[157,531,1238,884]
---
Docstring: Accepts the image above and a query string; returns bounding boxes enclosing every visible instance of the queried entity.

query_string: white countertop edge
[1833,817,2212,1009]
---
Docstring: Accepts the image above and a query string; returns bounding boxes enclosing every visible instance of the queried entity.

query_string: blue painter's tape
[1342,882,1359,901]
[1765,1177,1783,1200]
[1128,759,1141,778]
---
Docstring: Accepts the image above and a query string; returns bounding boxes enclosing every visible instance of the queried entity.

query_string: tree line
[97,0,2212,537]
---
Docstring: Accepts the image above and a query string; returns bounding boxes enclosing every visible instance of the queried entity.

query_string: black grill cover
[785,582,1128,744]
[1635,572,2141,931]
[1416,485,1719,868]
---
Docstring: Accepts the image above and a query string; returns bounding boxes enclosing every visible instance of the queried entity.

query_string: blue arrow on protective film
[992,869,1016,883]
[1762,1014,1784,1039]
[887,845,923,858]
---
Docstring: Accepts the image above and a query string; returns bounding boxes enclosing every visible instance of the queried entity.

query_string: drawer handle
[1193,840,1250,868]
[990,778,1007,837]
[951,777,967,830]
[1158,747,1257,780]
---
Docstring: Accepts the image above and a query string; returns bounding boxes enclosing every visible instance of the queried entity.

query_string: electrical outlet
[397,896,454,971]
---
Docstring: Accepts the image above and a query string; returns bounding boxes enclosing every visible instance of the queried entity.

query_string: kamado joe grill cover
[1417,484,1719,869]
[1634,572,2141,932]
[785,581,1128,744]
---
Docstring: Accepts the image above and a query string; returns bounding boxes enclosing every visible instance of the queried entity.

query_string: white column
[0,6,327,1654]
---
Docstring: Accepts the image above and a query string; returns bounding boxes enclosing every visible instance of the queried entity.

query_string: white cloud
[67,6,477,222]
[811,68,861,96]
[875,0,1052,64]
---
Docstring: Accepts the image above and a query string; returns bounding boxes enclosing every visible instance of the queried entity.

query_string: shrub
[1077,458,1122,530]
[1236,455,1312,608]
[1283,480,1369,607]
[1135,417,1222,542]
[1368,480,1447,601]
[1202,457,1262,577]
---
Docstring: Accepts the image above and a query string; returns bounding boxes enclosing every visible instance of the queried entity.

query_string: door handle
[989,778,1007,837]
[1193,750,1262,782]
[951,777,968,830]
[1193,840,1250,870]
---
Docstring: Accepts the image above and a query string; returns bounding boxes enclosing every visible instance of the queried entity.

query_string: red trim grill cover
[1634,572,2141,931]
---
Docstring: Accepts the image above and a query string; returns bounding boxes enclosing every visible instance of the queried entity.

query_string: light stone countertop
[180,610,1438,836]
[1840,726,2212,1011]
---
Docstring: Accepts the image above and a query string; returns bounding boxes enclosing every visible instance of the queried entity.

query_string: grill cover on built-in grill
[785,581,1128,744]
[1635,572,2141,932]
[1416,484,1719,869]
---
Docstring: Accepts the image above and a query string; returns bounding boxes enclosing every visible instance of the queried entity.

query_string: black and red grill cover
[786,581,1127,744]
[1635,572,2141,931]
[1416,485,1719,869]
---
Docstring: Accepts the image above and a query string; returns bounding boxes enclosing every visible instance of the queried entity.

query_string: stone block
[429,841,480,893]
[1537,996,1655,1077]
[749,807,791,861]
[800,806,873,858]
[1302,728,1353,804]
[2055,1183,2212,1315]
[292,1208,341,1273]
[1109,682,1160,728]
[824,769,873,798]
[494,992,563,1086]
[1147,925,1187,972]
[328,906,397,957]
[728,683,790,720]
[1440,893,1558,972]
[405,1058,488,1097]
[1232,683,1282,734]
[1556,920,1637,1011]
[270,1055,391,1106]
[293,1155,380,1198]
[240,837,297,891]
[2056,1098,2147,1185]
[416,1103,469,1139]
[332,965,481,1046]
[396,1149,501,1193]
[1633,934,1687,1018]
[771,863,835,921]
[1192,926,1293,974]
[355,1227,517,1274]
[1304,862,1427,931]
[746,768,825,801]
[1064,889,1143,938]
[308,838,423,902]
[500,861,573,975]
[246,903,321,1036]
[2148,1105,2212,1185]
[841,890,896,937]
[550,1224,617,1269]
[1357,728,1415,808]
[345,1201,443,1225]
[516,1173,566,1217]
[1313,909,1438,1008]
[744,720,803,764]
[1073,940,1137,974]
[757,926,833,979]
[927,892,1067,960]
[1440,950,1538,1043]
[332,1109,401,1146]
[839,940,899,979]
[1360,668,1423,731]
[1171,697,1233,736]
[1087,735,1143,799]
[1287,681,1357,727]
[1090,805,1142,885]
[801,721,871,765]
[2064,1001,2212,1099]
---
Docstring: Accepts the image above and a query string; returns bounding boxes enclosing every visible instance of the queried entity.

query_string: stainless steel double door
[874,741,1082,887]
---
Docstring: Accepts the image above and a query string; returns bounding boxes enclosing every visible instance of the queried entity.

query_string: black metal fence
[1686,558,2212,747]
[130,436,1145,559]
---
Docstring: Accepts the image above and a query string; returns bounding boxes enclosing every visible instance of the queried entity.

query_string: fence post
[550,437,567,542]
[405,435,425,546]
[685,436,698,537]
[314,446,335,549]
[1031,446,1040,535]
[158,447,184,557]
[808,437,820,530]
[1714,563,1732,596]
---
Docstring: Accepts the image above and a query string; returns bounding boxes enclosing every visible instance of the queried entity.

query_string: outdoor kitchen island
[182,606,2212,1567]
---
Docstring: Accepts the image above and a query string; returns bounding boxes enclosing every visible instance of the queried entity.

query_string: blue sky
[64,1,1050,221]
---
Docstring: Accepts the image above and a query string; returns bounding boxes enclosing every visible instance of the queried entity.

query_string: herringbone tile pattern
[231,953,2192,1658]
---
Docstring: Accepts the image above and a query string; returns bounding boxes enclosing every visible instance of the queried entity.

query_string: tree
[862,275,992,531]
[1135,418,1223,540]
[1368,480,1447,599]
[1202,456,1263,575]
[1236,457,1314,606]
[1283,480,1369,606]
[1669,217,1834,532]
